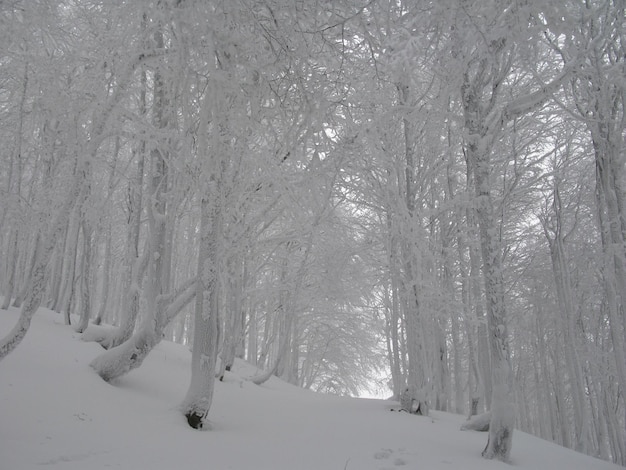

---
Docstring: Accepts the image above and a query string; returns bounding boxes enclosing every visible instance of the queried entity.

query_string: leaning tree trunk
[91,20,177,379]
[252,244,293,386]
[0,157,88,359]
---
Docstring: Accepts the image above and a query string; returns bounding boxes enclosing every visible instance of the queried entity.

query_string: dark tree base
[186,412,204,429]
[482,427,512,460]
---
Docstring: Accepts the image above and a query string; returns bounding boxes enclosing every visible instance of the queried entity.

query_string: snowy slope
[0,306,621,470]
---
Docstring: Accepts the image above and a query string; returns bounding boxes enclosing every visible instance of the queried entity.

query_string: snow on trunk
[181,185,221,429]
[180,34,225,426]
[0,163,86,359]
[469,141,515,461]
[90,279,196,381]
[75,220,93,333]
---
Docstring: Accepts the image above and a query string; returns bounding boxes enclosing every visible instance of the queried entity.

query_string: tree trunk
[541,184,591,452]
[90,278,196,380]
[592,132,626,435]
[397,81,430,414]
[0,158,88,359]
[93,136,123,326]
[93,225,112,326]
[12,233,39,309]
[2,63,28,310]
[181,182,221,429]
[96,145,146,348]
[2,231,19,310]
[47,224,68,311]
[57,207,81,324]
[461,54,516,454]
[218,256,245,380]
[75,220,93,333]
[386,205,404,399]
[247,300,258,366]
[470,147,515,460]
[91,22,175,376]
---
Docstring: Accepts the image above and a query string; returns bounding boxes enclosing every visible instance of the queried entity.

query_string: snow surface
[1,306,621,470]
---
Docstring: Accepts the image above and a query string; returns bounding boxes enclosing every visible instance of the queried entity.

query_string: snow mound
[1,307,621,470]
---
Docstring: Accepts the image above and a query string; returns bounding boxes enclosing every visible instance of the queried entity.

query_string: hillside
[0,307,621,470]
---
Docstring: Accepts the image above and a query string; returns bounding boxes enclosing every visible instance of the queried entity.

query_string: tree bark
[0,159,88,359]
[461,50,516,457]
[470,146,515,460]
[1,63,27,310]
[541,183,591,452]
[75,220,93,333]
[181,182,221,428]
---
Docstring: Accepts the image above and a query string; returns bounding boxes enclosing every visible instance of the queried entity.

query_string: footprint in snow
[374,449,392,460]
[373,448,409,468]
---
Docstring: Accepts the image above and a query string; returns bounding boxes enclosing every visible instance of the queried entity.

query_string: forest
[0,0,624,465]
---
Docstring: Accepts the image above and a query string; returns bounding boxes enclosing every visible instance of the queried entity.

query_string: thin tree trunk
[91,21,176,376]
[12,233,39,309]
[386,205,404,399]
[48,215,70,311]
[594,141,626,432]
[0,155,89,359]
[93,225,112,326]
[96,146,146,348]
[93,136,123,326]
[219,257,244,379]
[2,231,19,310]
[2,64,28,310]
[541,185,591,452]
[58,207,81,324]
[76,220,93,333]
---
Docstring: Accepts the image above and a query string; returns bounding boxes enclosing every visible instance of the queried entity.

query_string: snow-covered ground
[0,306,621,470]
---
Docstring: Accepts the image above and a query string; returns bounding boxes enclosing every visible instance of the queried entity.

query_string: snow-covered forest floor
[1,306,621,470]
